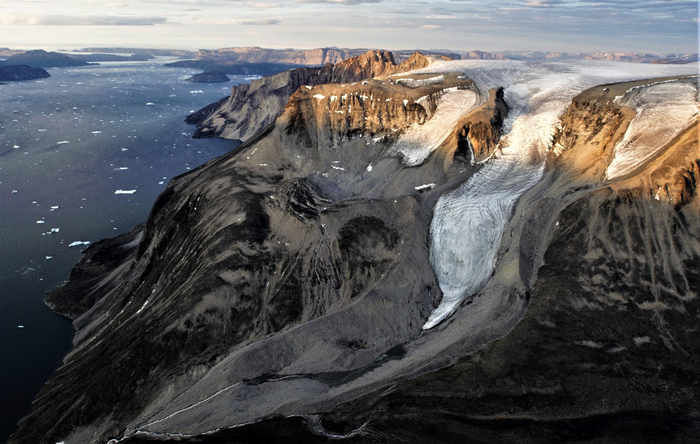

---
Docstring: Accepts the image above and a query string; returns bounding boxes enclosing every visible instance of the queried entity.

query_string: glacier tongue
[412,60,699,329]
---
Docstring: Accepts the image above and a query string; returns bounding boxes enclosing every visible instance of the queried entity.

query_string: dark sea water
[0,59,247,443]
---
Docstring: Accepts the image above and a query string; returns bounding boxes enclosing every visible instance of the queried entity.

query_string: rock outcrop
[188,50,440,140]
[0,65,50,81]
[187,71,229,82]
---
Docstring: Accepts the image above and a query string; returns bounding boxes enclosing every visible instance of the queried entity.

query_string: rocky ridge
[187,50,440,141]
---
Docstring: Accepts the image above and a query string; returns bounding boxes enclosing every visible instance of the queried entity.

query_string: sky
[0,0,697,54]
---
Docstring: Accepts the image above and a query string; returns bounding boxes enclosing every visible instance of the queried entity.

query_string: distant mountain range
[2,47,696,71]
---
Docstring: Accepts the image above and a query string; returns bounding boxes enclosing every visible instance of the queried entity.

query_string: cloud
[523,0,562,7]
[0,12,169,26]
[239,18,281,25]
[295,0,380,5]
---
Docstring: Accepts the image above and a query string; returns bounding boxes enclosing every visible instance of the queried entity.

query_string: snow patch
[115,189,137,194]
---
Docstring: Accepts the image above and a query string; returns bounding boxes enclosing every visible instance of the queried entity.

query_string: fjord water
[0,60,245,442]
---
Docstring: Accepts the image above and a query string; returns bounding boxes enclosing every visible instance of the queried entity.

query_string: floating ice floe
[146,102,155,106]
[57,141,70,145]
[36,220,45,224]
[18,325,24,329]
[115,189,137,194]
[13,145,20,149]
[51,228,60,233]
[114,167,129,171]
[92,131,102,134]
[50,206,60,210]
[68,241,91,247]
[46,256,53,260]
[189,90,204,94]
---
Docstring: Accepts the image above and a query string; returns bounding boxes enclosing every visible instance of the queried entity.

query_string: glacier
[606,81,699,180]
[395,60,700,329]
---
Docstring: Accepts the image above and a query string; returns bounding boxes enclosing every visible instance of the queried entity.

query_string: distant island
[188,71,230,82]
[0,65,51,81]
[0,50,91,68]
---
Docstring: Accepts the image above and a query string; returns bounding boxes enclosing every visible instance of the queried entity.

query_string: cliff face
[11,64,699,444]
[188,50,439,141]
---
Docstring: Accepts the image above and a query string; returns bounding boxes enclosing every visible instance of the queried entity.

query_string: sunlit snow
[606,81,699,180]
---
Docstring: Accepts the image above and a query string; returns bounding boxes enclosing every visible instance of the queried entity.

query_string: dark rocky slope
[117,78,699,444]
[11,72,503,444]
[187,50,441,140]
[10,71,698,443]
[0,65,50,81]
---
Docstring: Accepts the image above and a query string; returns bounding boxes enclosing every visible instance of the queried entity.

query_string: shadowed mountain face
[9,59,699,443]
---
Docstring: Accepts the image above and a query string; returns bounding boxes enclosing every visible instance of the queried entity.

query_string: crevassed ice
[406,60,699,329]
[606,82,699,180]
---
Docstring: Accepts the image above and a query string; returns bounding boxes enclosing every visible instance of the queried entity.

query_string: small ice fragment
[18,325,24,329]
[68,241,91,247]
[366,164,373,172]
[51,228,60,233]
[36,220,45,224]
[115,189,137,194]
[121,148,128,151]
[92,131,102,134]
[189,90,204,94]
[57,141,69,145]
[13,145,20,149]
[114,167,129,171]
[46,256,53,260]
[331,165,345,171]
[146,102,155,106]
[50,206,60,210]
[12,190,18,194]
